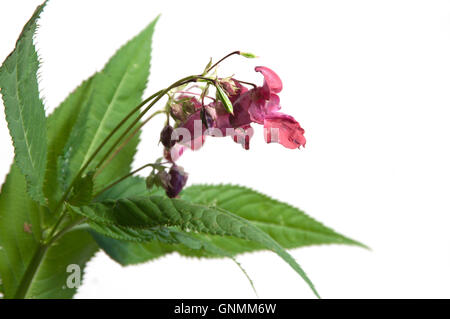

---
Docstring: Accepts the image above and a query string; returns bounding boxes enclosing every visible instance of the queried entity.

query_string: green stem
[13,244,48,299]
[93,76,200,173]
[206,51,241,73]
[93,163,157,198]
[95,110,166,177]
[47,90,165,232]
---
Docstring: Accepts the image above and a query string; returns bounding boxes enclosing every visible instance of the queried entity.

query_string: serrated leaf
[69,195,320,297]
[91,179,363,265]
[90,228,230,266]
[0,2,47,204]
[181,184,366,251]
[44,78,95,211]
[65,17,159,192]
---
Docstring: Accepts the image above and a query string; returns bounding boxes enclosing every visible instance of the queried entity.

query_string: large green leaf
[0,164,42,298]
[69,195,320,297]
[44,78,95,211]
[0,164,98,299]
[25,229,98,299]
[92,179,363,263]
[0,2,47,204]
[181,184,365,251]
[66,17,159,192]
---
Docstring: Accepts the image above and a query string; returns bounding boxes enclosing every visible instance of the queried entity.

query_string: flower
[231,66,306,149]
[166,165,188,198]
[164,66,306,162]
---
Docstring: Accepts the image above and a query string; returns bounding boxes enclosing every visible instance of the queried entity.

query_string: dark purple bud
[160,125,176,148]
[166,165,188,198]
[200,107,214,129]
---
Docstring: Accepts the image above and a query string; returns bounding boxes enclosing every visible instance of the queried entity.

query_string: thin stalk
[206,51,241,73]
[95,110,166,177]
[92,163,157,198]
[93,76,217,174]
[93,76,198,173]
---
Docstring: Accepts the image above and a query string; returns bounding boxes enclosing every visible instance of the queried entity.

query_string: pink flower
[164,66,306,162]
[231,66,306,149]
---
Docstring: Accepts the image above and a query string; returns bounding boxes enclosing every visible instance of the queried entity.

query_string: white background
[1,0,450,298]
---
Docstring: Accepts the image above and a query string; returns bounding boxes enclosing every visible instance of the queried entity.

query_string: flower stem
[92,76,198,173]
[206,51,241,73]
[92,163,158,198]
[94,110,166,177]
[13,244,48,298]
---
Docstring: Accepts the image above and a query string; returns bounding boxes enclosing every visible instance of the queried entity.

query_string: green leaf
[69,195,320,297]
[90,228,230,266]
[66,17,159,192]
[0,164,98,299]
[25,229,97,299]
[68,172,94,206]
[181,184,365,251]
[44,78,95,211]
[0,164,42,298]
[0,2,48,204]
[92,180,363,264]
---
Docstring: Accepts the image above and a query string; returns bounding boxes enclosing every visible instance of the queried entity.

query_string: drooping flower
[164,65,306,162]
[166,165,188,198]
[230,66,306,149]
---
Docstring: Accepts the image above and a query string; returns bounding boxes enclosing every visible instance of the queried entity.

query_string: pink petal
[264,113,306,149]
[177,111,206,150]
[230,91,253,128]
[164,144,185,162]
[266,93,281,113]
[255,66,283,99]
[231,125,254,150]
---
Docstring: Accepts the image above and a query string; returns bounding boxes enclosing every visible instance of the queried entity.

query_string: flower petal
[264,113,306,149]
[255,66,283,99]
[231,125,254,150]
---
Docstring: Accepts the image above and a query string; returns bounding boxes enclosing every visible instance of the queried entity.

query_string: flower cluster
[165,66,306,161]
[151,55,306,197]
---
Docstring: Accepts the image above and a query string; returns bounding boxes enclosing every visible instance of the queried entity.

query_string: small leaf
[215,84,234,114]
[69,195,320,297]
[0,2,48,204]
[202,58,213,75]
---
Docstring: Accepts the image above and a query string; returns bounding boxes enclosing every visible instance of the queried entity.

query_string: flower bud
[239,51,258,59]
[166,165,188,198]
[170,103,186,122]
[160,125,176,148]
[215,84,234,115]
[146,170,170,190]
[200,107,215,129]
